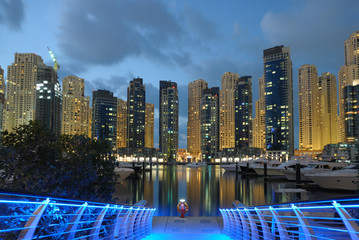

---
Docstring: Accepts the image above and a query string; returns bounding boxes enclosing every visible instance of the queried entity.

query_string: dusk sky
[0,0,358,149]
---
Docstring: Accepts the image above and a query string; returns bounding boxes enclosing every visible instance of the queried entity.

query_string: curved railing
[0,191,156,239]
[220,197,359,240]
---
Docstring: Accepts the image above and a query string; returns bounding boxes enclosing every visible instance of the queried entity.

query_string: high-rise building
[338,31,359,142]
[263,46,294,156]
[145,103,155,149]
[116,99,127,149]
[253,76,266,149]
[159,81,178,161]
[92,90,117,148]
[201,87,219,161]
[4,53,46,132]
[220,72,239,150]
[319,73,338,147]
[61,75,91,137]
[35,65,62,136]
[187,79,208,160]
[127,77,145,148]
[235,76,252,149]
[298,64,321,150]
[344,80,359,142]
[0,66,5,132]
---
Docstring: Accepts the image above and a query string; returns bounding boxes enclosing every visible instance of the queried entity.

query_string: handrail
[220,198,359,240]
[0,192,156,239]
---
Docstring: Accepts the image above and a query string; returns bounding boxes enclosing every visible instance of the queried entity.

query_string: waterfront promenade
[145,217,230,240]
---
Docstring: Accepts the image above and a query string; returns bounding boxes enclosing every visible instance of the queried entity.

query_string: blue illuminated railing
[0,192,156,239]
[220,198,359,240]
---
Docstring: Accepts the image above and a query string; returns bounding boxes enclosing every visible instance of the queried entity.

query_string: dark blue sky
[0,0,358,149]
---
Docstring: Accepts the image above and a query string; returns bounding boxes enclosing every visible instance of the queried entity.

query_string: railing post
[291,205,317,240]
[146,209,155,234]
[88,204,109,240]
[255,207,271,240]
[244,208,259,240]
[269,206,289,239]
[220,209,229,235]
[333,201,359,240]
[230,209,242,239]
[18,198,50,240]
[64,202,88,240]
[109,206,123,239]
[237,209,249,240]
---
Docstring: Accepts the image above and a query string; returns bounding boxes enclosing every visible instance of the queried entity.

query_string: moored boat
[306,164,359,191]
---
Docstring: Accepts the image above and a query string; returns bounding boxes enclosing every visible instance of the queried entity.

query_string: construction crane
[47,47,60,72]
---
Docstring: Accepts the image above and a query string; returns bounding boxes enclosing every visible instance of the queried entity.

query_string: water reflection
[113,165,351,216]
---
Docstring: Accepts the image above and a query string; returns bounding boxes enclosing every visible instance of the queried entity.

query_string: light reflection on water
[113,165,351,216]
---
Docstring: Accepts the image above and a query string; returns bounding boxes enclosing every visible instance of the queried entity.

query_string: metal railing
[220,197,359,240]
[0,191,156,239]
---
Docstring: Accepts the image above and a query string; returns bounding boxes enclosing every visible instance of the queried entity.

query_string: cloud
[260,0,359,71]
[232,22,241,38]
[0,0,24,30]
[183,5,217,40]
[57,0,216,69]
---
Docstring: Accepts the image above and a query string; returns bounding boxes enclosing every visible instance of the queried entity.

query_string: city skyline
[0,0,358,149]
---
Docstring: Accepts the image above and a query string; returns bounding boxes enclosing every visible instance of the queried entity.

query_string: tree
[0,121,117,202]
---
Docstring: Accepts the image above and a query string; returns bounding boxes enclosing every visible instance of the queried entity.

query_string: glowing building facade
[61,75,91,137]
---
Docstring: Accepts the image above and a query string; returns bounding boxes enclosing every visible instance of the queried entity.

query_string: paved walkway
[144,217,230,240]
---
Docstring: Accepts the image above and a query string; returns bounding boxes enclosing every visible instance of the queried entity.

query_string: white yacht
[250,159,282,176]
[253,157,316,177]
[187,162,206,168]
[282,161,348,181]
[114,167,135,182]
[306,164,359,191]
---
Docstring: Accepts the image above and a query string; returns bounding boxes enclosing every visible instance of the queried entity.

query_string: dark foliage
[0,121,117,202]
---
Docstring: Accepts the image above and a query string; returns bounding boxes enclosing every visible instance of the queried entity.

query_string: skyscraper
[263,46,294,156]
[116,99,127,149]
[220,72,239,150]
[127,77,145,148]
[159,81,178,161]
[235,76,252,149]
[253,76,266,149]
[187,79,208,160]
[0,66,5,132]
[4,53,46,132]
[145,103,155,149]
[344,80,359,142]
[61,75,91,137]
[318,73,338,147]
[92,90,117,148]
[298,64,321,150]
[201,87,219,161]
[338,31,359,142]
[35,65,62,136]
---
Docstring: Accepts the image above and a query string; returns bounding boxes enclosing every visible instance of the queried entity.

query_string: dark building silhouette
[92,89,117,148]
[127,78,146,148]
